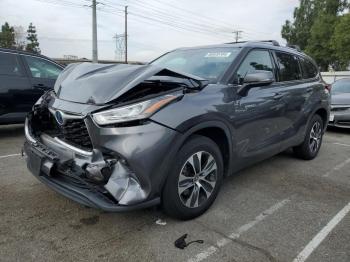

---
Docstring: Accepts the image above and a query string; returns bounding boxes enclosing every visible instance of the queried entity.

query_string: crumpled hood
[54,63,206,105]
[331,93,350,105]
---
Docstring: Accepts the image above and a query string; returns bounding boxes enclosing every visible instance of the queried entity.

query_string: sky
[0,0,299,62]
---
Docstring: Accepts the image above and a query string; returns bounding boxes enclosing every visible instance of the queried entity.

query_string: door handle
[273,93,284,100]
[307,88,313,93]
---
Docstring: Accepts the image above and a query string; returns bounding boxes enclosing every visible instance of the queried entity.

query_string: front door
[232,49,286,164]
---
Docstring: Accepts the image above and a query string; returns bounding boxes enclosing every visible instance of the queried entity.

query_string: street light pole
[124,5,128,63]
[92,0,98,63]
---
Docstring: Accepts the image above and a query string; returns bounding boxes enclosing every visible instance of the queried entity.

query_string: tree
[26,23,40,54]
[306,14,338,71]
[281,0,349,70]
[0,22,15,48]
[281,0,318,50]
[331,13,350,70]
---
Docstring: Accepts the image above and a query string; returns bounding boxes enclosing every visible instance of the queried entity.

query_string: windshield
[151,47,240,83]
[332,79,350,94]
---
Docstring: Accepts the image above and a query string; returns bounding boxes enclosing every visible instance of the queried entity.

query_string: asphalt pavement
[0,124,349,262]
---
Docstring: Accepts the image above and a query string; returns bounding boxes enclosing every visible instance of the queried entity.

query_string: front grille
[32,106,93,151]
[58,119,93,150]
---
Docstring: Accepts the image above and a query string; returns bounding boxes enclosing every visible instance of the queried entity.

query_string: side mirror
[237,71,274,96]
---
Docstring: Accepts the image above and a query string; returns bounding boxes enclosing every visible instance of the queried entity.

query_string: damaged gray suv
[24,41,330,219]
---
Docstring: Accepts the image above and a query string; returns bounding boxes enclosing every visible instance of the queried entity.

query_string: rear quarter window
[0,52,24,76]
[275,52,302,82]
[300,57,318,79]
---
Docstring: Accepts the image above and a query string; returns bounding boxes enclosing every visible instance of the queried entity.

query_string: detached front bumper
[24,110,180,211]
[24,141,160,211]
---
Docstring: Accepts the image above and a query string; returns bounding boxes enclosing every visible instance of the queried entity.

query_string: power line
[33,0,230,42]
[99,7,229,41]
[103,0,233,37]
[100,5,231,40]
[131,0,272,37]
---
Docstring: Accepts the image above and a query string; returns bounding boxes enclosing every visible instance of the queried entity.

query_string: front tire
[293,114,324,160]
[162,135,223,220]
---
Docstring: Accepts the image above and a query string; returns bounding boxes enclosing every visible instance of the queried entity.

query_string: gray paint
[24,42,331,211]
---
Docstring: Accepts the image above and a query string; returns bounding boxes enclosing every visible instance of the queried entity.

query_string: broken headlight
[92,94,178,125]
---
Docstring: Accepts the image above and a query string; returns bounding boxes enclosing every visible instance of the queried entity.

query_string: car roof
[175,41,307,57]
[0,47,54,60]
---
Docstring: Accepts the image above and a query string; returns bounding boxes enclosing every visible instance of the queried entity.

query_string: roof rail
[225,40,280,46]
[259,40,280,46]
[286,44,301,52]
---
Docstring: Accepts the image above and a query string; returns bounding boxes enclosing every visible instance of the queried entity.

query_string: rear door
[21,54,62,103]
[272,51,311,146]
[233,49,287,162]
[0,51,31,123]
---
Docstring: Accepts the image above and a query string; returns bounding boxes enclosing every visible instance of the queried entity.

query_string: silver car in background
[329,78,350,128]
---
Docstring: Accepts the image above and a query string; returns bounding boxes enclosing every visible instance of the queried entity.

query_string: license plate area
[329,114,334,122]
[27,147,43,176]
[25,142,58,176]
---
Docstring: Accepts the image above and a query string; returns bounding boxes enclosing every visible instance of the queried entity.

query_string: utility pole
[124,5,128,63]
[92,0,98,63]
[232,30,243,43]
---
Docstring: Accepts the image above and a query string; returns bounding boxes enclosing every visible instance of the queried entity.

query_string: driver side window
[236,50,273,84]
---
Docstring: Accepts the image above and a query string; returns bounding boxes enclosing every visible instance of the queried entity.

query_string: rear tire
[162,135,223,220]
[293,114,324,160]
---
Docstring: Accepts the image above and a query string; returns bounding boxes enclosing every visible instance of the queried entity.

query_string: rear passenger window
[24,56,62,79]
[275,52,302,82]
[0,52,24,76]
[300,57,318,79]
[236,50,273,83]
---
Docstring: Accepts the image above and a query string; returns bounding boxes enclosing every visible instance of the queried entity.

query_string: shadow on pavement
[0,124,24,139]
[326,126,350,135]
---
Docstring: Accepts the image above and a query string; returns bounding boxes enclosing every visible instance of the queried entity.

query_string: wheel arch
[314,107,328,130]
[176,120,234,177]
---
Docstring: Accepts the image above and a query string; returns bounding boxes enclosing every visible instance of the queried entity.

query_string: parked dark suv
[24,41,330,219]
[0,48,63,124]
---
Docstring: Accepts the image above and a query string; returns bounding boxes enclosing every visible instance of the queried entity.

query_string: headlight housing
[92,94,178,125]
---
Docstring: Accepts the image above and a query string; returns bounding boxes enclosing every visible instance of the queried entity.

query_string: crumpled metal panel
[104,161,147,205]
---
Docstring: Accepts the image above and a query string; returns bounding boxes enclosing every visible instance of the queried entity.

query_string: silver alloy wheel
[178,151,217,208]
[309,121,322,153]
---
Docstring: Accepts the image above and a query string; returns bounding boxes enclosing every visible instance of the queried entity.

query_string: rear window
[300,57,318,79]
[0,52,24,76]
[331,80,350,94]
[275,52,302,82]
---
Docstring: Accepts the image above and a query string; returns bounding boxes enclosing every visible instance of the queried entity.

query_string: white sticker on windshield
[205,52,231,58]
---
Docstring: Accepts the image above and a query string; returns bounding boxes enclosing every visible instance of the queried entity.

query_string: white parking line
[323,158,350,177]
[188,198,290,262]
[333,142,350,147]
[293,202,350,262]
[0,153,21,159]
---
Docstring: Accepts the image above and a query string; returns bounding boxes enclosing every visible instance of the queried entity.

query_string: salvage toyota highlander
[24,41,330,220]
